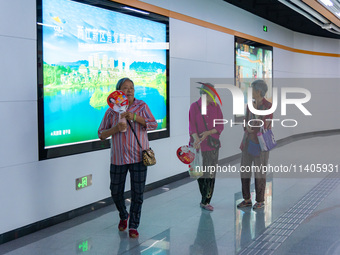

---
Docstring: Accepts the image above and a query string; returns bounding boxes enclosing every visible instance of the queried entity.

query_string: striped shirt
[98,99,157,165]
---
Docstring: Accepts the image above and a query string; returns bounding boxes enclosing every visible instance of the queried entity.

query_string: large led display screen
[37,0,169,159]
[235,37,273,120]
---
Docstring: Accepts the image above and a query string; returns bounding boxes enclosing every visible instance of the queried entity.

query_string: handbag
[195,102,221,149]
[207,136,220,149]
[257,126,277,151]
[247,139,261,156]
[142,148,156,166]
[127,120,156,166]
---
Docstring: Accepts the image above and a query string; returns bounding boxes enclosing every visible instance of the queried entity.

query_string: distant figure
[189,83,224,211]
[237,80,273,210]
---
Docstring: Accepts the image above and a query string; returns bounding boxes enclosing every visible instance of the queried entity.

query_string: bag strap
[127,120,142,149]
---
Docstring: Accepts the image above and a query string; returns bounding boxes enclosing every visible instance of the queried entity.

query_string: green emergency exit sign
[77,239,92,252]
[263,25,268,32]
[76,174,92,190]
[78,240,89,252]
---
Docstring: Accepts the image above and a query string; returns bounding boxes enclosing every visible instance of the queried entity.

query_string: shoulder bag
[257,126,277,151]
[127,120,156,166]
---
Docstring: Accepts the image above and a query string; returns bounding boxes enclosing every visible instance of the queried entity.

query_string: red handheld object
[176,145,195,164]
[107,90,128,109]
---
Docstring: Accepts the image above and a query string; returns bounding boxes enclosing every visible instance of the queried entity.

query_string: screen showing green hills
[41,0,168,148]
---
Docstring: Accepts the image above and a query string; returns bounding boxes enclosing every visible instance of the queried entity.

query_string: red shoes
[129,228,139,238]
[118,215,139,238]
[118,215,129,231]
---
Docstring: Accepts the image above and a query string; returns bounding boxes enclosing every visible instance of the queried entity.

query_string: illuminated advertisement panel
[37,0,169,159]
[235,37,273,120]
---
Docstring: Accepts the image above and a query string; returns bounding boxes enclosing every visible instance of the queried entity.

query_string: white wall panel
[0,162,40,233]
[169,96,190,137]
[293,32,340,54]
[145,134,191,183]
[205,62,233,78]
[170,58,208,98]
[312,55,340,77]
[170,19,207,61]
[206,29,234,66]
[0,0,36,40]
[0,150,111,233]
[168,0,208,19]
[0,36,37,102]
[274,48,295,74]
[0,102,38,168]
[291,53,315,77]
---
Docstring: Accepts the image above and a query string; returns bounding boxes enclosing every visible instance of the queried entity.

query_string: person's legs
[240,150,253,201]
[201,150,218,205]
[128,162,147,230]
[254,173,266,203]
[253,151,269,203]
[110,164,129,221]
[198,150,218,210]
[197,175,206,204]
[197,152,209,205]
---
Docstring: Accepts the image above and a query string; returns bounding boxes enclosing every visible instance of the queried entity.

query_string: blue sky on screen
[42,0,167,64]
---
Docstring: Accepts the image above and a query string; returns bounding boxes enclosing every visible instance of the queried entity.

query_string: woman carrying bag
[237,80,273,210]
[189,83,224,211]
[98,78,157,238]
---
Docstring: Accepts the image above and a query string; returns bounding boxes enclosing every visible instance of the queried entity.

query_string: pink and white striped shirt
[98,99,157,165]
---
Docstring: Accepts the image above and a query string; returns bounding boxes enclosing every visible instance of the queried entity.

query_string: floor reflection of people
[239,209,266,251]
[117,232,141,255]
[190,211,218,255]
[239,209,252,249]
[254,211,265,237]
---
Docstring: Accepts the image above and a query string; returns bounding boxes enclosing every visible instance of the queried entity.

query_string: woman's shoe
[253,202,265,210]
[118,215,129,231]
[237,200,252,208]
[129,228,139,238]
[200,203,214,211]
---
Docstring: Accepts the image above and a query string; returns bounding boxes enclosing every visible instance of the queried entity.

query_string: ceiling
[223,0,340,39]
